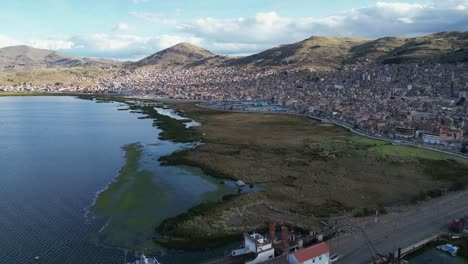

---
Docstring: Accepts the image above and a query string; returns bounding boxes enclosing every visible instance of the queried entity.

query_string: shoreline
[80,95,248,251]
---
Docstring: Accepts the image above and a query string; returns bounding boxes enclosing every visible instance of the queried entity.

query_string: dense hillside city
[2,59,468,154]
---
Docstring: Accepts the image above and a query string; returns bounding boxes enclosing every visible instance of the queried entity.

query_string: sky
[0,0,467,60]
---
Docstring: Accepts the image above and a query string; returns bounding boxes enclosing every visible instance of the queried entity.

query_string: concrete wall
[231,247,250,256]
[245,248,275,264]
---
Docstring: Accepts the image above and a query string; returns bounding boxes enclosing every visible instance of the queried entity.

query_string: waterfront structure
[213,227,333,264]
[231,233,275,264]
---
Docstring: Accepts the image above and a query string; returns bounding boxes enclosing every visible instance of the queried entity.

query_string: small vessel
[235,180,246,187]
[127,254,161,264]
[436,244,459,256]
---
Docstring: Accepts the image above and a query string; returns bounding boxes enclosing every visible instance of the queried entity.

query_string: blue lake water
[154,106,201,128]
[0,96,239,264]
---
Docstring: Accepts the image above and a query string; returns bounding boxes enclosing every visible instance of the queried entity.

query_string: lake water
[0,96,238,264]
[154,106,201,128]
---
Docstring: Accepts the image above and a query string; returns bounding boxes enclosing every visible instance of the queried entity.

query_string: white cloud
[180,12,295,45]
[27,33,202,60]
[113,23,135,32]
[207,42,271,56]
[30,36,75,50]
[4,0,468,59]
[179,0,468,54]
[0,34,24,48]
[397,17,414,24]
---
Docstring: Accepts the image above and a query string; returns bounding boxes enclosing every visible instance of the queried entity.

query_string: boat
[235,180,246,187]
[129,254,161,264]
[436,244,459,256]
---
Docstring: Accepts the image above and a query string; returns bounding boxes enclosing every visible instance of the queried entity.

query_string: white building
[422,133,441,144]
[287,242,330,264]
[231,233,275,264]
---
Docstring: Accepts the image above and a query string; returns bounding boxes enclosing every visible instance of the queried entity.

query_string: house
[439,127,463,142]
[287,242,330,264]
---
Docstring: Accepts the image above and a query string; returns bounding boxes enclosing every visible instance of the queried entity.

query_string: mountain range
[1,30,467,71]
[0,45,119,70]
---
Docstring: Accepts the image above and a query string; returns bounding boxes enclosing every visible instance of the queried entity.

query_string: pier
[398,233,441,258]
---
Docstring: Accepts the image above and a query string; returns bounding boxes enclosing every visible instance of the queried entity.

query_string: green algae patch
[87,143,238,252]
[136,106,201,143]
[89,143,170,251]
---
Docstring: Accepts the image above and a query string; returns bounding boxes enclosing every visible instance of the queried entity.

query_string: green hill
[350,31,468,63]
[224,36,367,69]
[225,31,468,69]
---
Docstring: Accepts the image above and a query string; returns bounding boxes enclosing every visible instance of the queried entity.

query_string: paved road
[317,118,468,160]
[329,190,468,263]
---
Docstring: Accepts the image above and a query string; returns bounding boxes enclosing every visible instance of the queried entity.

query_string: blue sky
[0,0,467,60]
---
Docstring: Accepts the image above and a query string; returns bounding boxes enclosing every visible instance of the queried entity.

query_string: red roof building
[287,242,330,264]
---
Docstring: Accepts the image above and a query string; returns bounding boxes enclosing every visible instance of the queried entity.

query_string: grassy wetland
[153,101,468,249]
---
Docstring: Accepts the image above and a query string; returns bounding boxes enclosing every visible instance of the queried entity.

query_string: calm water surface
[154,106,201,128]
[0,96,236,264]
